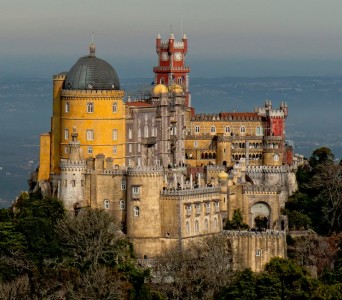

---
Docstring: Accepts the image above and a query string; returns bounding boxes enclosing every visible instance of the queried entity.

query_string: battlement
[53,73,67,80]
[242,185,281,194]
[192,112,261,122]
[161,186,220,197]
[60,159,86,170]
[127,166,164,176]
[223,230,286,237]
[61,89,124,98]
[246,165,289,173]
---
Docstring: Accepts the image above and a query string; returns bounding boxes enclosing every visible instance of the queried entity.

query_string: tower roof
[64,44,120,90]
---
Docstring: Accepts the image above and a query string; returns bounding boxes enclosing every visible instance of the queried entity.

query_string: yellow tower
[39,43,126,181]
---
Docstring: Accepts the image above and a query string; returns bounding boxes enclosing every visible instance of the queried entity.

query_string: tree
[225,209,249,230]
[258,258,317,299]
[309,147,334,168]
[153,235,233,299]
[55,208,132,271]
[311,162,342,235]
[217,268,257,300]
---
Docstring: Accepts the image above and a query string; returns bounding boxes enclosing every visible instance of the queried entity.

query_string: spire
[183,33,187,40]
[157,33,161,39]
[169,25,174,39]
[89,33,96,57]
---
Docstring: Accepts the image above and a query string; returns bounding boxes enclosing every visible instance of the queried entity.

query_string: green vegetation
[284,147,342,235]
[0,193,153,299]
[0,147,341,299]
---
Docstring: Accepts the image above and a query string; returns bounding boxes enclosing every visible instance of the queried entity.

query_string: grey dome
[64,48,120,90]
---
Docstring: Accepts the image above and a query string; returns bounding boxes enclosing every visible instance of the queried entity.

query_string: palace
[36,33,300,271]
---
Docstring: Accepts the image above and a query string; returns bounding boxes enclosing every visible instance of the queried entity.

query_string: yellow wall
[38,133,51,181]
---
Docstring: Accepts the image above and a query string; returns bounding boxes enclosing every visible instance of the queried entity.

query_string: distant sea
[0,75,341,208]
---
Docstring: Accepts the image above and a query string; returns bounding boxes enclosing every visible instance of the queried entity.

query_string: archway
[251,202,271,230]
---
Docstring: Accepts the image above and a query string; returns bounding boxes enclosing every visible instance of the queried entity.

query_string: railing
[141,137,157,145]
[161,186,220,196]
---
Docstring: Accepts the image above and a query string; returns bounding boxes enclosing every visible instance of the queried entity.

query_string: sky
[2,0,342,78]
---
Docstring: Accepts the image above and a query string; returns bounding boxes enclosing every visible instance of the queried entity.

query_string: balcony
[141,137,157,145]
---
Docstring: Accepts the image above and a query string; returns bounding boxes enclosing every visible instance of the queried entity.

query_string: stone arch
[251,202,271,230]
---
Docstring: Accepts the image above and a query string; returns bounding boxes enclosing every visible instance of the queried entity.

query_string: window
[137,157,141,166]
[195,126,200,133]
[195,220,199,232]
[104,199,110,209]
[240,126,246,133]
[87,146,93,154]
[274,154,279,161]
[72,180,75,187]
[144,125,149,138]
[86,130,94,141]
[138,128,141,138]
[64,129,69,140]
[137,143,141,152]
[64,146,68,154]
[134,206,140,217]
[170,126,176,135]
[113,146,117,154]
[186,221,190,234]
[119,200,125,210]
[129,144,132,153]
[204,219,209,230]
[112,102,117,113]
[128,128,132,139]
[213,218,218,228]
[112,129,118,141]
[225,126,230,133]
[87,102,94,113]
[210,126,216,133]
[65,102,70,113]
[194,141,198,148]
[256,249,261,257]
[256,126,263,136]
[132,186,140,195]
[121,179,126,190]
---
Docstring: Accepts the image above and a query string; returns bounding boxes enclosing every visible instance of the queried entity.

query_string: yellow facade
[48,78,126,177]
[38,133,51,181]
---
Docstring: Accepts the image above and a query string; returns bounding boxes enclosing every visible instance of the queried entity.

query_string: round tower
[59,128,86,211]
[126,166,164,258]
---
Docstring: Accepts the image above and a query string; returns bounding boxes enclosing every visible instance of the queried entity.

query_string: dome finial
[89,32,96,57]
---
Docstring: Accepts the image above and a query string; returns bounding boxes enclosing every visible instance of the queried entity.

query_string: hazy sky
[2,0,342,77]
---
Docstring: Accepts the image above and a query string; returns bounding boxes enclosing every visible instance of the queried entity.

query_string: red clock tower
[153,33,191,107]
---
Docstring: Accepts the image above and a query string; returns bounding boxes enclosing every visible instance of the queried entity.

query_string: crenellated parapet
[191,112,261,122]
[161,186,220,197]
[127,166,164,177]
[61,89,124,99]
[60,159,86,171]
[242,185,281,194]
[223,230,285,237]
[246,165,289,173]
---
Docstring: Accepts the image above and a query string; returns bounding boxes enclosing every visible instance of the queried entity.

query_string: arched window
[186,221,190,234]
[121,179,126,190]
[112,129,118,140]
[195,220,199,232]
[225,126,230,134]
[104,199,110,209]
[112,102,117,113]
[87,102,94,113]
[86,129,94,141]
[240,126,246,133]
[213,218,218,228]
[134,206,140,217]
[87,147,93,154]
[128,128,132,139]
[195,126,200,133]
[64,129,69,140]
[65,102,70,113]
[274,154,279,161]
[144,125,149,138]
[211,126,216,133]
[119,200,125,210]
[204,219,209,230]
